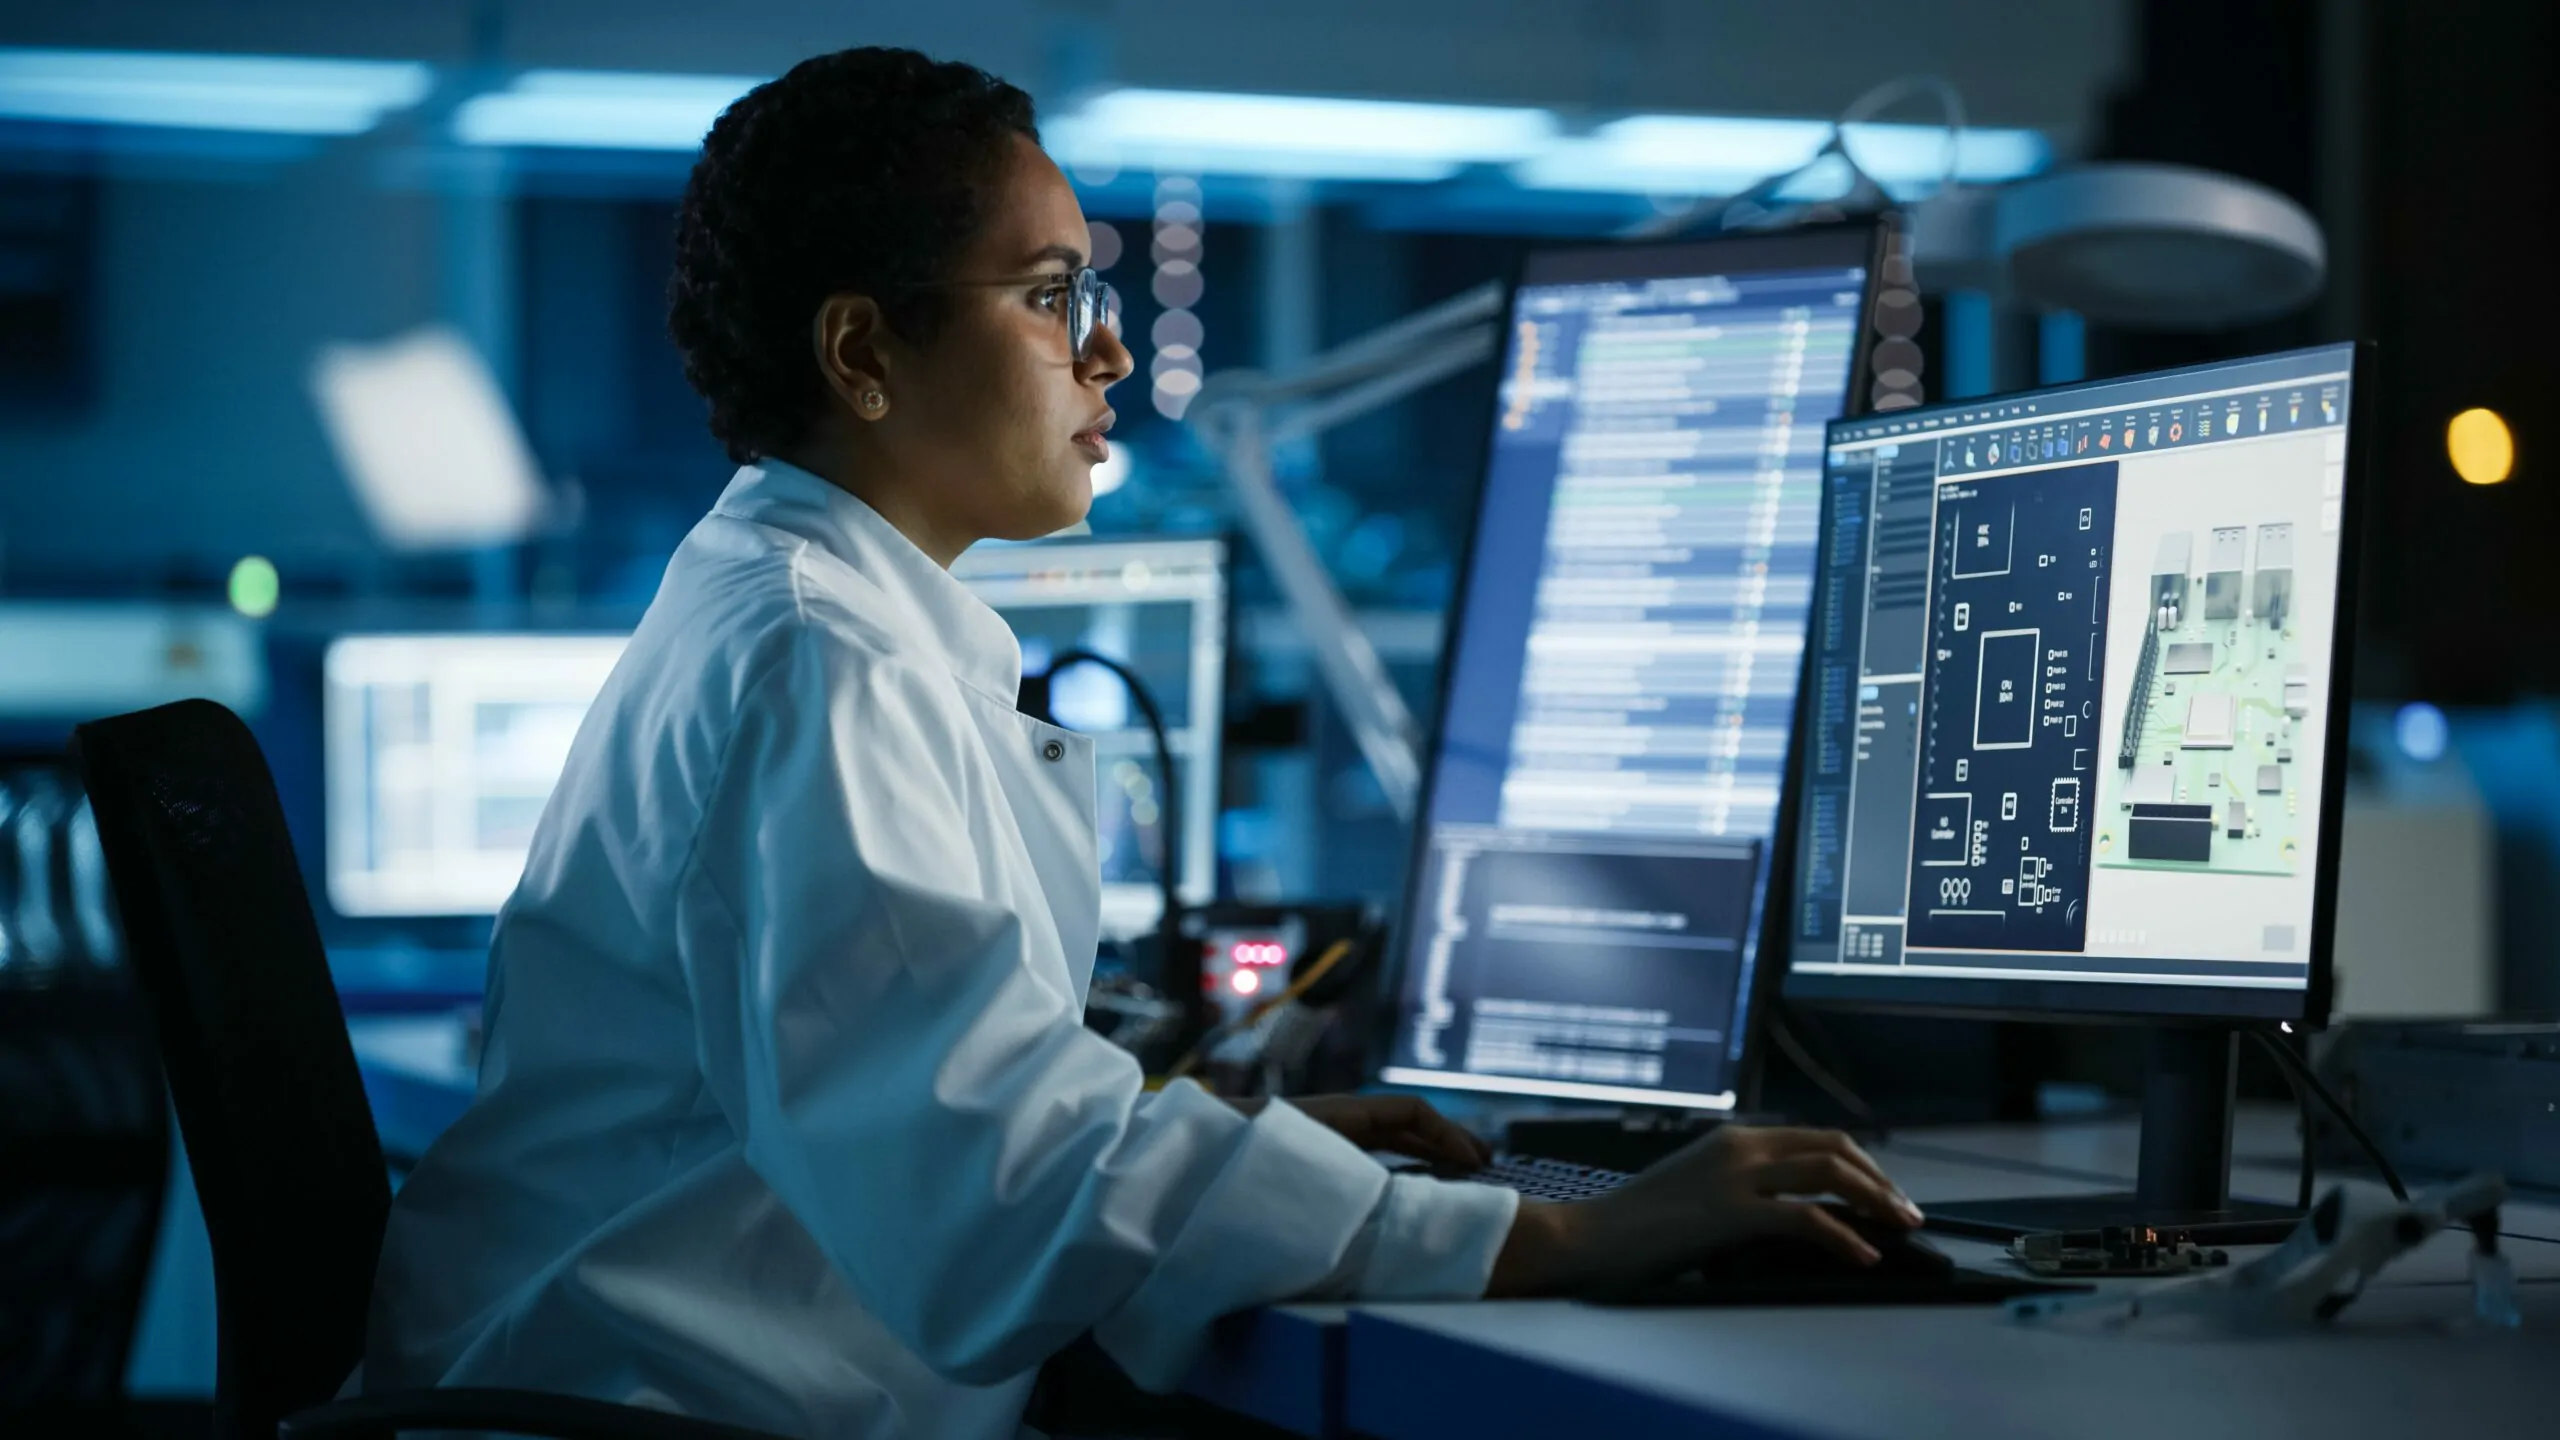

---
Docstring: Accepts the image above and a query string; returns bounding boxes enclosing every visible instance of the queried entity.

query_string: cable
[1031,650,1188,1043]
[1764,1005,1890,1141]
[2256,1030,2319,1211]
[2250,1029,2407,1202]
[1652,72,1971,240]
[1833,73,1969,198]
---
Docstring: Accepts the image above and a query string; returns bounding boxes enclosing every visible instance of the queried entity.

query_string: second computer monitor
[1785,344,2364,1023]
[1382,224,1885,1111]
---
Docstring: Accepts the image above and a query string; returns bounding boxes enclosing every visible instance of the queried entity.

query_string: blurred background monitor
[322,632,629,919]
[319,536,1227,944]
[956,536,1229,942]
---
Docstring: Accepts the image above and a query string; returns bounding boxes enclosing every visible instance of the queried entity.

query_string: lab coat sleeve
[680,632,1517,1390]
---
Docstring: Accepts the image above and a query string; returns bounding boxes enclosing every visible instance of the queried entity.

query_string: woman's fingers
[1746,1127,1902,1204]
[1775,1197,1883,1266]
[1756,1152,1923,1227]
[1396,1099,1494,1168]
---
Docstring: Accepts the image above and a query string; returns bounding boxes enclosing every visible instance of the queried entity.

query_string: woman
[364,46,1920,1440]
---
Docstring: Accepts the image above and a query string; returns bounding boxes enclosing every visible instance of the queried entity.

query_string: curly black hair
[668,48,1038,464]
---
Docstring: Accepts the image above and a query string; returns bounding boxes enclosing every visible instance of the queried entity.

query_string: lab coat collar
[713,460,1023,703]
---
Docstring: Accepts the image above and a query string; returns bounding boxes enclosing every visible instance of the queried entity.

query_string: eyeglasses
[914,266,1122,362]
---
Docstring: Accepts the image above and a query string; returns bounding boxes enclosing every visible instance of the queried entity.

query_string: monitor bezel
[1781,340,2373,1030]
[1375,218,1891,1112]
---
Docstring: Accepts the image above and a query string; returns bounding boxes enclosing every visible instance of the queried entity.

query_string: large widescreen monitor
[1381,224,1885,1111]
[1783,343,2365,1025]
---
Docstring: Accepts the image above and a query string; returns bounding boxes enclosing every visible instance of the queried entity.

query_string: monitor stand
[1922,1027,2301,1244]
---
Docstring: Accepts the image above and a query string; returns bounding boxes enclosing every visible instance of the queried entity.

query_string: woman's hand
[1228,1093,1492,1171]
[1487,1125,1923,1297]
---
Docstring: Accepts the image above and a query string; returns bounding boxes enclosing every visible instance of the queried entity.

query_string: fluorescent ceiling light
[1046,88,1558,182]
[453,70,762,150]
[0,48,430,135]
[310,326,547,550]
[1517,114,2049,196]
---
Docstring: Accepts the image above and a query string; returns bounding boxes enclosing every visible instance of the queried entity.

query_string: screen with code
[1385,226,1879,1109]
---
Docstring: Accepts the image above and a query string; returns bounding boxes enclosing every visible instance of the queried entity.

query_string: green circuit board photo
[2096,524,2310,878]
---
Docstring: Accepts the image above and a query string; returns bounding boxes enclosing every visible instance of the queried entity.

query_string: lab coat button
[1042,739,1065,762]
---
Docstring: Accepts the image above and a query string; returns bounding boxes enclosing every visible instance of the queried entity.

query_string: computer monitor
[1784,342,2368,1237]
[954,537,1227,942]
[1380,224,1887,1113]
[323,537,1227,935]
[324,633,630,918]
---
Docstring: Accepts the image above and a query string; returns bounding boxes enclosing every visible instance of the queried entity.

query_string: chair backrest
[75,700,392,1440]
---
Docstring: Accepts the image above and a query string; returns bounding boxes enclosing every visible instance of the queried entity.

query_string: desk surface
[1214,1137,2560,1437]
[1348,1286,2560,1440]
[346,1019,2554,1440]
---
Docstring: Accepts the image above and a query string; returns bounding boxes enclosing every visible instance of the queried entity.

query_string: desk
[1346,1286,2560,1440]
[1186,1126,2560,1437]
[340,1023,2555,1439]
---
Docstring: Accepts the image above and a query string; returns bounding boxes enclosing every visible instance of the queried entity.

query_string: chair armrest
[277,1388,797,1440]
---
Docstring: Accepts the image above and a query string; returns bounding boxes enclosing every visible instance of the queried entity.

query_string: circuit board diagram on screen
[2097,522,2307,876]
[1902,462,2119,954]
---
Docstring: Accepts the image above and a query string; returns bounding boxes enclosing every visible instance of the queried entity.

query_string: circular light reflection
[2448,408,2514,485]
[1087,221,1123,271]
[228,555,280,618]
[2394,701,2449,763]
[1089,444,1130,496]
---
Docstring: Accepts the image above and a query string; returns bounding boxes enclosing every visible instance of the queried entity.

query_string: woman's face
[878,134,1134,548]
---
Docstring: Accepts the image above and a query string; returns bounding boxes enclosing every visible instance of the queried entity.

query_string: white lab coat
[362,461,1516,1440]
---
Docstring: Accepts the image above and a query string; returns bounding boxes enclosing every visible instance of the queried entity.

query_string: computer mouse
[1690,1202,1953,1284]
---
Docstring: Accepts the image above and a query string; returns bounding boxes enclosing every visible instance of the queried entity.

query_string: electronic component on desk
[1168,901,1383,1089]
[2257,764,2284,794]
[2163,641,2215,675]
[2009,1227,2231,1277]
[1182,901,1379,1025]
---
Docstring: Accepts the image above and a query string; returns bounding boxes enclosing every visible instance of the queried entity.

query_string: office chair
[75,700,793,1440]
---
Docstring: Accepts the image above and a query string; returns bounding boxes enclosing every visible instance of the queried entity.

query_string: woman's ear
[812,293,893,419]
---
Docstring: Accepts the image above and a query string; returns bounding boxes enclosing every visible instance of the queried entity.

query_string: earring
[858,389,889,418]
